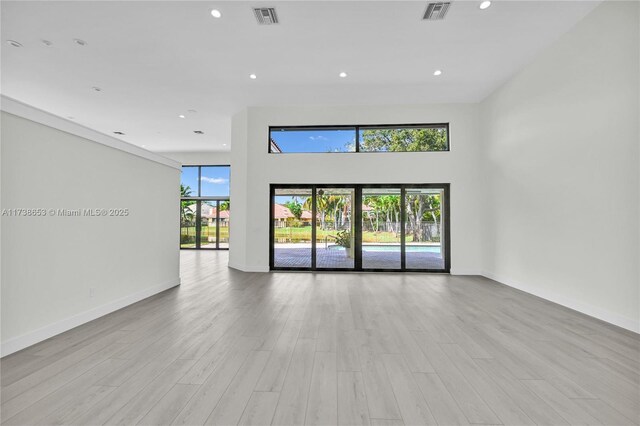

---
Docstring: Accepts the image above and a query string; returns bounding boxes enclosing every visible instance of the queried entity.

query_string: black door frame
[269,183,451,272]
[180,198,230,251]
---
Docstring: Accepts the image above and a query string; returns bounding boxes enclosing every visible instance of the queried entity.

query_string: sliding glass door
[200,201,217,248]
[315,187,355,269]
[272,187,313,268]
[218,201,230,249]
[404,188,445,270]
[270,184,450,272]
[361,187,402,270]
[180,199,230,250]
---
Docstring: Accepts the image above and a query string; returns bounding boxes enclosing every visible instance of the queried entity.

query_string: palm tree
[303,194,329,230]
[330,196,345,230]
[181,184,193,198]
[364,196,383,232]
[377,195,400,235]
[180,184,196,225]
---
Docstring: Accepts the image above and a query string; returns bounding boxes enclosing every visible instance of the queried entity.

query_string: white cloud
[309,135,328,141]
[201,176,228,184]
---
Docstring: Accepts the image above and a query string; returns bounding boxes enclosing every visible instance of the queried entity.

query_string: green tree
[330,196,346,230]
[284,200,303,221]
[379,195,400,235]
[359,128,447,152]
[181,184,193,197]
[180,184,196,225]
[406,194,442,242]
[303,194,329,230]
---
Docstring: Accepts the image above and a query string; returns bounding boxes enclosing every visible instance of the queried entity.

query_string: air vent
[423,2,451,20]
[194,130,204,134]
[254,7,278,25]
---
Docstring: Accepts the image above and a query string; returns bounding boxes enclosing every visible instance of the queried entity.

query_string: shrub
[181,234,196,244]
[335,230,351,248]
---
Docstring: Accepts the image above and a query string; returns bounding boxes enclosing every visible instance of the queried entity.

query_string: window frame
[268,123,450,154]
[269,183,451,273]
[180,164,231,199]
[180,164,230,251]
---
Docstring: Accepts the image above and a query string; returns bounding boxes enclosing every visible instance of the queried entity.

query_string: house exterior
[273,204,313,226]
[186,203,230,226]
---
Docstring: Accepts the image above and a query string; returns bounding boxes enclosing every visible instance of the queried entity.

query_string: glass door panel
[315,187,355,269]
[180,199,196,248]
[218,200,230,249]
[199,201,217,248]
[361,188,402,269]
[273,188,313,268]
[404,188,445,270]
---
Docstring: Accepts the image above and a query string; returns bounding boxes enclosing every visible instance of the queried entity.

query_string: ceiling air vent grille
[423,2,451,20]
[254,7,278,25]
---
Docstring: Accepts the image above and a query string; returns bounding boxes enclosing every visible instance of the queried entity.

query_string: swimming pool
[328,244,441,253]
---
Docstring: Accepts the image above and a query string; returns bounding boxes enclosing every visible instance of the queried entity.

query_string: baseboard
[229,263,479,275]
[450,269,481,275]
[483,271,639,334]
[228,261,269,273]
[0,277,181,357]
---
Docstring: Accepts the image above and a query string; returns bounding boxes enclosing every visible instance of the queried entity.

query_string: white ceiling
[1,1,600,152]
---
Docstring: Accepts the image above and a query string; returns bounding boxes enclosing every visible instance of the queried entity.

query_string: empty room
[1,1,638,425]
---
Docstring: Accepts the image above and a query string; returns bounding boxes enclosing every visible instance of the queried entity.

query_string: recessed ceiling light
[7,40,22,48]
[211,9,222,18]
[223,144,227,146]
[179,114,185,119]
[339,72,348,78]
[479,1,491,10]
[142,144,147,147]
[41,39,53,47]
[73,38,87,46]
[249,74,257,80]
[113,131,125,135]
[433,70,442,76]
[92,86,102,92]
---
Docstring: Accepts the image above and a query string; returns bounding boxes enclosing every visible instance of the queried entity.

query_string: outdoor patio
[274,247,445,269]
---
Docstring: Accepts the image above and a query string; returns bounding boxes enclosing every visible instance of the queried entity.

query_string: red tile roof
[273,204,314,220]
[210,208,230,219]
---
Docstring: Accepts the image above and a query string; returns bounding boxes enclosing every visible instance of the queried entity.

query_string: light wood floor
[2,251,638,426]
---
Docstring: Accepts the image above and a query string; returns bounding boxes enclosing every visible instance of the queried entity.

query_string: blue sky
[181,166,230,197]
[275,195,309,205]
[271,129,355,153]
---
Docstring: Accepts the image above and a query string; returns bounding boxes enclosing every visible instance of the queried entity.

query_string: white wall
[230,104,483,273]
[159,150,230,166]
[1,108,181,355]
[480,1,639,332]
[230,110,249,269]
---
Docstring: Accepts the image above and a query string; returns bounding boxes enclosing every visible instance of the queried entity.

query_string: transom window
[269,124,449,153]
[180,165,230,197]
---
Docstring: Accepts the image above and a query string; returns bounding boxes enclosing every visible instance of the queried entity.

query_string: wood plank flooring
[1,250,638,425]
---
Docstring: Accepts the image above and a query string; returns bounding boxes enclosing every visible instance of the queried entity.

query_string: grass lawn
[274,226,404,243]
[181,226,229,247]
[181,226,438,248]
